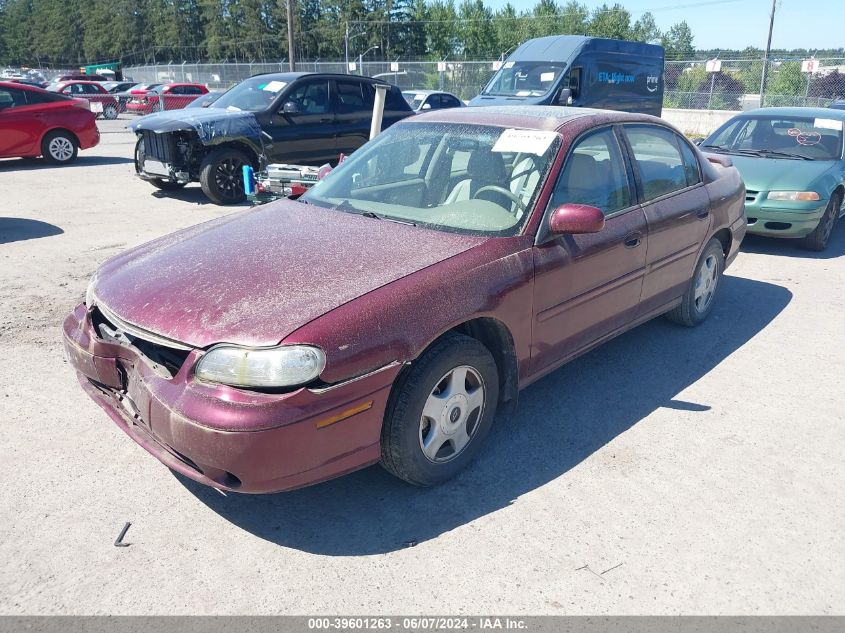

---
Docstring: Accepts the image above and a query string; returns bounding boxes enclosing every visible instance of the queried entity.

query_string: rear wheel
[380,333,499,486]
[41,130,78,164]
[665,237,724,327]
[199,148,250,204]
[798,191,841,252]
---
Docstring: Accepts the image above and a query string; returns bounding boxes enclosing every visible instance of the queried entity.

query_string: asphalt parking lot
[1,119,844,615]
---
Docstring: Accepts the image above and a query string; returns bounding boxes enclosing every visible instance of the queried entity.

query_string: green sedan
[701,107,845,251]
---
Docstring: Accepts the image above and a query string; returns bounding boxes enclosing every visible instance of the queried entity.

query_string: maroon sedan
[0,81,99,163]
[63,107,745,493]
[125,83,209,114]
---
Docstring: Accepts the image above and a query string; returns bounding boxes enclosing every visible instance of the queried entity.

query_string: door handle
[695,208,710,220]
[624,232,642,248]
[319,117,333,123]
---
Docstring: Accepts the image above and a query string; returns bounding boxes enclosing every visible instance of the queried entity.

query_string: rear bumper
[62,303,400,493]
[78,122,100,150]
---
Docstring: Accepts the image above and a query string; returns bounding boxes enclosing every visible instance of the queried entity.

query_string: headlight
[195,345,326,388]
[85,273,98,307]
[766,191,821,201]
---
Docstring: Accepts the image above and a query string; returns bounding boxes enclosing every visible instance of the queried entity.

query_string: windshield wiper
[725,148,812,160]
[700,144,729,152]
[360,211,417,227]
[756,148,813,160]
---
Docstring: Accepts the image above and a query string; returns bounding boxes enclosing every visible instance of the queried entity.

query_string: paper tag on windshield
[540,72,555,82]
[814,118,843,131]
[493,129,557,155]
[261,80,287,92]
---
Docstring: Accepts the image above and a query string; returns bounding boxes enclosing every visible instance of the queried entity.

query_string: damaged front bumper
[62,303,400,493]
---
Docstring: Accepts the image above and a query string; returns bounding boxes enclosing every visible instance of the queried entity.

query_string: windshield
[212,76,288,112]
[703,115,844,161]
[482,61,566,97]
[301,122,560,236]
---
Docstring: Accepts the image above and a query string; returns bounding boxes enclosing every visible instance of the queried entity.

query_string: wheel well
[214,142,259,169]
[834,185,844,203]
[42,128,79,149]
[448,318,519,408]
[713,227,731,257]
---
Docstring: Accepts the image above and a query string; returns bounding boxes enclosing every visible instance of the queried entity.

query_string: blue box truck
[469,35,664,116]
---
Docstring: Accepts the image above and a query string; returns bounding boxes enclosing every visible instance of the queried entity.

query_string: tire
[380,333,499,486]
[103,104,118,120]
[665,237,725,327]
[41,130,78,164]
[199,147,250,205]
[798,191,841,252]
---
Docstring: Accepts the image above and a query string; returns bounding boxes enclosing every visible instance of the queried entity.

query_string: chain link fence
[122,57,845,112]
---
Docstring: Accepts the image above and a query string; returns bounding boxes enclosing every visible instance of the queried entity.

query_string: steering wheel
[472,185,527,214]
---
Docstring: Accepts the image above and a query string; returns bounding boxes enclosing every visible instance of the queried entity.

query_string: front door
[621,124,712,315]
[531,126,647,374]
[265,78,337,165]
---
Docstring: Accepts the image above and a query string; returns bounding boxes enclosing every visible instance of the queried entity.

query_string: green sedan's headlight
[195,345,326,388]
[766,191,821,201]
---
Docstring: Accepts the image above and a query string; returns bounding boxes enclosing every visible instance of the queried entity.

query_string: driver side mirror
[282,101,301,114]
[548,204,605,235]
[421,102,432,110]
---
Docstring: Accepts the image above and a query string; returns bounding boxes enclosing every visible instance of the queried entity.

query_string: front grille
[91,305,191,378]
[142,130,174,163]
[745,189,759,202]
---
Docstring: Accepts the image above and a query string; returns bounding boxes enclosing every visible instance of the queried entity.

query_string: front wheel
[103,104,118,120]
[798,191,841,252]
[665,237,725,327]
[199,148,250,205]
[41,130,78,164]
[380,333,499,486]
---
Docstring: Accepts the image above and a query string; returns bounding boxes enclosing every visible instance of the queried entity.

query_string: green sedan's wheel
[798,191,842,252]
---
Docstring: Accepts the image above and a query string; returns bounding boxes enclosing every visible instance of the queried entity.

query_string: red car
[46,81,120,120]
[0,81,99,163]
[125,83,209,114]
[63,108,745,493]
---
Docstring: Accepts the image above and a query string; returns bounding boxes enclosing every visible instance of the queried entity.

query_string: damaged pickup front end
[128,110,267,204]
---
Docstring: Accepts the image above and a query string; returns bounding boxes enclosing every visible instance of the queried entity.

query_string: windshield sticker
[540,72,556,82]
[814,118,843,131]
[493,129,557,155]
[504,61,515,69]
[261,80,287,93]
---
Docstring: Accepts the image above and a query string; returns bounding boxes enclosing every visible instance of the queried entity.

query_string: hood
[93,201,484,348]
[126,109,263,148]
[728,155,836,193]
[469,93,550,107]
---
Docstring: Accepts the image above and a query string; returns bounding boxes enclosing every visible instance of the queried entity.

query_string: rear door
[0,87,39,156]
[621,124,711,316]
[264,78,336,165]
[531,126,648,373]
[334,78,373,157]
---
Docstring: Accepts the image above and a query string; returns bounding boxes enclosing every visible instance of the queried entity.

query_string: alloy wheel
[214,157,245,200]
[48,137,74,162]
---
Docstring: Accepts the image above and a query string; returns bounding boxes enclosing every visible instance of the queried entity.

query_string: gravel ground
[1,119,843,615]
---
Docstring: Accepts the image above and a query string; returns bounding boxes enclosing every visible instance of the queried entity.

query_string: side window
[426,95,440,109]
[288,80,329,114]
[335,80,366,113]
[0,88,26,110]
[168,86,184,95]
[83,84,101,94]
[443,95,461,108]
[384,86,409,111]
[678,139,701,187]
[24,90,51,105]
[548,128,632,216]
[625,125,689,201]
[568,68,581,99]
[186,86,203,95]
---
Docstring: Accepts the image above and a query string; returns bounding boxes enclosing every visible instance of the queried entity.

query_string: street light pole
[358,46,379,77]
[758,0,776,107]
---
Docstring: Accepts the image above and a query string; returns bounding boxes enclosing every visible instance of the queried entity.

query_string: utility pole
[345,23,350,74]
[286,0,296,71]
[758,0,776,108]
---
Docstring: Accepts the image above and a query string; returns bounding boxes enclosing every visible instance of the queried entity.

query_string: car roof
[0,80,45,92]
[409,105,658,132]
[401,89,459,96]
[249,71,394,85]
[734,106,845,120]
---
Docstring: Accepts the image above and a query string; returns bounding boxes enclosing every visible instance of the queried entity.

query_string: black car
[129,72,414,204]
